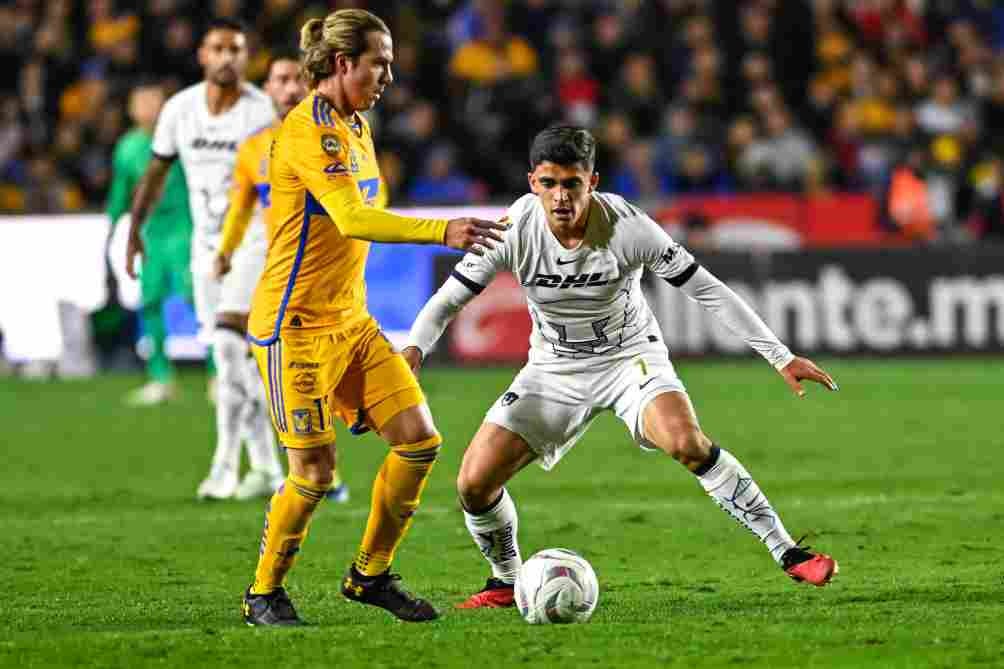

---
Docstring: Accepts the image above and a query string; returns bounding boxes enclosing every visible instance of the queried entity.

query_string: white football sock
[463,488,522,584]
[208,328,246,480]
[696,447,796,564]
[243,353,283,479]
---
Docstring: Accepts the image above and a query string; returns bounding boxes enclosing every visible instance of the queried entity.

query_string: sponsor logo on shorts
[291,408,313,434]
[321,134,341,156]
[288,361,320,369]
[292,371,317,394]
[500,391,519,407]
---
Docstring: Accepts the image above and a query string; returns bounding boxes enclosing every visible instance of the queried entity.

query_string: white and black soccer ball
[514,548,598,624]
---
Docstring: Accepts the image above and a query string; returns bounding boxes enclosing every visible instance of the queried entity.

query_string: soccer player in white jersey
[125,18,282,500]
[404,126,840,608]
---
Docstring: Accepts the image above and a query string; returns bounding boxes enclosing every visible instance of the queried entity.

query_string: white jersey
[451,192,697,369]
[151,82,276,259]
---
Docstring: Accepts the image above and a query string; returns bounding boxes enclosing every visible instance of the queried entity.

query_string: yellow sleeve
[318,188,447,244]
[219,142,259,256]
[290,113,448,244]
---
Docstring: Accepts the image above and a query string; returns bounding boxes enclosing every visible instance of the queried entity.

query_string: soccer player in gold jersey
[241,9,505,625]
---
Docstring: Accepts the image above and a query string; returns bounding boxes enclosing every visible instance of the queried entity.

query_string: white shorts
[485,343,686,471]
[191,224,267,344]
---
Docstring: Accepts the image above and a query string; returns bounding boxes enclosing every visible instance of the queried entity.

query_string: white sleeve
[679,266,795,369]
[406,275,480,356]
[151,95,181,160]
[623,209,699,285]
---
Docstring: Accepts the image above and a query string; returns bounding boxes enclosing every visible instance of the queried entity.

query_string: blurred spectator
[915,73,971,136]
[608,52,665,137]
[407,144,487,205]
[610,141,671,202]
[555,48,598,127]
[448,5,538,86]
[742,106,819,191]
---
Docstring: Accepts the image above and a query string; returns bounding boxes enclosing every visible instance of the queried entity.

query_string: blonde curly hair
[299,9,390,89]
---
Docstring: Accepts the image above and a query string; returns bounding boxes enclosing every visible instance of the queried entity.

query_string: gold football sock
[331,468,343,490]
[251,473,327,594]
[354,435,441,576]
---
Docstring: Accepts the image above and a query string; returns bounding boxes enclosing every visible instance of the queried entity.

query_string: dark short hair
[529,125,596,171]
[204,17,249,40]
[266,49,300,77]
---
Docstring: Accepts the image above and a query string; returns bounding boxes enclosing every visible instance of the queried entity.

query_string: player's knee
[657,426,710,467]
[456,470,499,512]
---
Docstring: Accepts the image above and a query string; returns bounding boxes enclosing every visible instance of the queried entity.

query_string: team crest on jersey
[500,392,519,407]
[291,409,313,434]
[321,134,341,156]
[349,149,359,173]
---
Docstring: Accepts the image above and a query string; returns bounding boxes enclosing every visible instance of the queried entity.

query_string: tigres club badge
[321,134,341,156]
[291,408,313,434]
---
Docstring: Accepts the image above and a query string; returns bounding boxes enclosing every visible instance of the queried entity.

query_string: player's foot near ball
[341,565,439,622]
[243,587,305,626]
[456,578,515,609]
[781,545,838,586]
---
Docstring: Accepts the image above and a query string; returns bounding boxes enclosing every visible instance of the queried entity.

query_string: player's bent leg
[641,391,838,586]
[456,422,536,609]
[244,443,334,626]
[340,400,440,622]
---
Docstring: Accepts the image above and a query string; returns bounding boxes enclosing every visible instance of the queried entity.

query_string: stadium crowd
[2,0,1004,238]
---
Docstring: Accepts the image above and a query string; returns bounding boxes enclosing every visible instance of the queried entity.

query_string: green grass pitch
[1,358,1001,668]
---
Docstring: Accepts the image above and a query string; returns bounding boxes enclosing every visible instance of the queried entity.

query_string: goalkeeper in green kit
[107,82,194,406]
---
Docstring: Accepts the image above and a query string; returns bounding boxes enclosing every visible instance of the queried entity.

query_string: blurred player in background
[240,9,505,626]
[213,53,349,502]
[405,126,840,609]
[124,18,278,500]
[107,82,193,407]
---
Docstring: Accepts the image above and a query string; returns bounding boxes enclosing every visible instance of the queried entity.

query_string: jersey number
[547,317,611,354]
[358,178,379,204]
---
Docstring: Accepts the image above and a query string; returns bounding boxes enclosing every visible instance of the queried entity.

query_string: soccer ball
[514,548,598,624]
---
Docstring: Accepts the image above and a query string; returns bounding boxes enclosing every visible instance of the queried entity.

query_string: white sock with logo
[242,354,283,479]
[208,328,247,481]
[463,488,522,584]
[695,446,796,564]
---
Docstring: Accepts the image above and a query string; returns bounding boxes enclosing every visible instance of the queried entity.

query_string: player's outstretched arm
[402,274,482,373]
[318,187,505,250]
[125,156,173,278]
[676,264,838,396]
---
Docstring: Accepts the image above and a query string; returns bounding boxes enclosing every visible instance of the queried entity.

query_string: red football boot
[456,578,516,609]
[781,543,839,586]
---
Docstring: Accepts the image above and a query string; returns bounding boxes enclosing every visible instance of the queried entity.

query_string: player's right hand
[125,233,144,279]
[444,218,507,256]
[213,253,232,279]
[401,346,423,374]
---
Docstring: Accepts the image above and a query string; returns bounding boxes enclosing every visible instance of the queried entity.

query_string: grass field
[1,358,1002,669]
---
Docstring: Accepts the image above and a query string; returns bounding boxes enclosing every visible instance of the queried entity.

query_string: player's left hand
[778,356,838,398]
[213,253,232,279]
[401,346,423,374]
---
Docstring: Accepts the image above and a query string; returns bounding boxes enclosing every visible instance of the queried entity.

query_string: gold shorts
[252,317,425,449]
